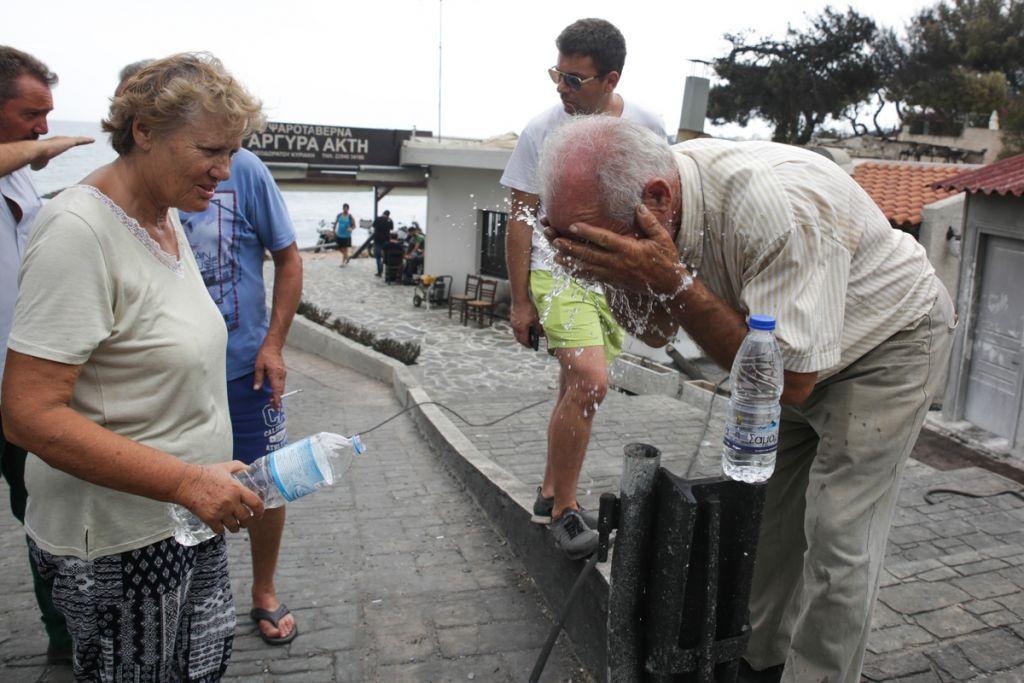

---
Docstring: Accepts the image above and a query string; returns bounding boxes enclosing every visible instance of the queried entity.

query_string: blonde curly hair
[103,52,265,155]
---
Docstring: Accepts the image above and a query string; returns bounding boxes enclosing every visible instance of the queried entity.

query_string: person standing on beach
[371,209,394,277]
[500,19,665,559]
[334,202,355,265]
[0,45,89,665]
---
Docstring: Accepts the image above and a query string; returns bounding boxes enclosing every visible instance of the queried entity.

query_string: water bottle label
[268,439,324,502]
[723,404,780,455]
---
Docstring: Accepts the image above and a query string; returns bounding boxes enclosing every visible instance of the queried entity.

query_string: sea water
[32,120,426,248]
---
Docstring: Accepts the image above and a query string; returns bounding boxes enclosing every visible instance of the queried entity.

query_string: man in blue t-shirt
[180,148,303,646]
[333,202,355,266]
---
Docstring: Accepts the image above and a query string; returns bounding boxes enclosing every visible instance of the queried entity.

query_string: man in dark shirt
[381,231,404,256]
[379,231,406,281]
[371,209,394,277]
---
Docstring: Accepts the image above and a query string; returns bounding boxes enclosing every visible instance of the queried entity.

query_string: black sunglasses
[548,66,603,91]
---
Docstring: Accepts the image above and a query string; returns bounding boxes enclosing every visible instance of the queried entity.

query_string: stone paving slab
[291,255,1024,681]
[0,347,589,682]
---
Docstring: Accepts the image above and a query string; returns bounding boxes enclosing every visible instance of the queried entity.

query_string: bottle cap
[748,314,776,331]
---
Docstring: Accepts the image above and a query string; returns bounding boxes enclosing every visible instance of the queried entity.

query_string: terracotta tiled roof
[931,154,1024,197]
[852,163,962,227]
[851,162,962,227]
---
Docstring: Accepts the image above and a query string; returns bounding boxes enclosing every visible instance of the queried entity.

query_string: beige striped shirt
[672,138,939,377]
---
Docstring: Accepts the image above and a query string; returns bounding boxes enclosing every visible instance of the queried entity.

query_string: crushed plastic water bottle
[722,315,784,483]
[169,432,365,546]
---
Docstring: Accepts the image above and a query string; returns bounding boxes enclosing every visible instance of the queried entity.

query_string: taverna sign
[244,121,427,167]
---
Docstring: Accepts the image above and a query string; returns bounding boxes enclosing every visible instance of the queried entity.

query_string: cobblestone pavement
[301,254,558,398]
[0,348,589,682]
[294,254,1024,681]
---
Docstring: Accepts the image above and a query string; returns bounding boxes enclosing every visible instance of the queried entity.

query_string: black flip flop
[250,604,299,645]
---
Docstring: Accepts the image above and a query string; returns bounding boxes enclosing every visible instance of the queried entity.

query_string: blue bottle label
[723,404,780,455]
[268,439,324,502]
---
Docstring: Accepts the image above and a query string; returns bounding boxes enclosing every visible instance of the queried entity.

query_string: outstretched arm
[0,137,94,176]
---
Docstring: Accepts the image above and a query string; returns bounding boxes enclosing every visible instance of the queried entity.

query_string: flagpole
[437,0,443,140]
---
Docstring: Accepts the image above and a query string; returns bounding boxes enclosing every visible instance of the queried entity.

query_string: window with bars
[480,210,508,279]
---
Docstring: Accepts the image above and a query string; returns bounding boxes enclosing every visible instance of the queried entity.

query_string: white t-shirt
[8,185,232,560]
[0,167,41,398]
[500,101,667,271]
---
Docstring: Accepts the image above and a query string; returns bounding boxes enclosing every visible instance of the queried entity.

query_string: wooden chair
[449,274,480,323]
[465,278,498,328]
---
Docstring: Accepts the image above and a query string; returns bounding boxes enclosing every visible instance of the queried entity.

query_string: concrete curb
[287,314,402,385]
[924,412,1020,463]
[287,316,611,679]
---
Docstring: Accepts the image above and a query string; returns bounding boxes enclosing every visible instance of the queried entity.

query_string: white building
[400,134,516,304]
[398,133,697,379]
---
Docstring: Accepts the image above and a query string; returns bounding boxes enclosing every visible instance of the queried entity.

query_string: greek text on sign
[244,121,427,168]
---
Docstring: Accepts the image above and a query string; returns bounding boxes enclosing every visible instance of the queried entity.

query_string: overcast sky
[6,0,932,140]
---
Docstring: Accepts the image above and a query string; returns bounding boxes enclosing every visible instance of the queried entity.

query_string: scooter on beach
[313,219,338,253]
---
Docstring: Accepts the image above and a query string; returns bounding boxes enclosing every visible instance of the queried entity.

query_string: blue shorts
[227,373,287,465]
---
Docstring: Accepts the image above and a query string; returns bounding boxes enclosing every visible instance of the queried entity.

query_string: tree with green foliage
[1001,98,1024,157]
[708,7,879,144]
[873,0,1023,145]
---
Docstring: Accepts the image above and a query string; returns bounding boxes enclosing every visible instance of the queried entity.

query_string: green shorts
[530,270,624,365]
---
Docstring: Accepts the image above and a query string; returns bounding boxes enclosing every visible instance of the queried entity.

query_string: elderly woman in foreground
[1,53,265,680]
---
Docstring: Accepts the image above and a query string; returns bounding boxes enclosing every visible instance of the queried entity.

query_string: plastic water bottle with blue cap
[169,432,365,546]
[722,314,784,483]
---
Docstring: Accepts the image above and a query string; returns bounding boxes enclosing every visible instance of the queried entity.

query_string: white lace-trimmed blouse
[8,185,233,560]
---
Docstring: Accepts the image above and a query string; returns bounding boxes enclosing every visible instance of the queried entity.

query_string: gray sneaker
[550,509,599,560]
[531,487,599,527]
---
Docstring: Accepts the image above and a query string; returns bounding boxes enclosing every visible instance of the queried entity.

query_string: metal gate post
[607,443,662,682]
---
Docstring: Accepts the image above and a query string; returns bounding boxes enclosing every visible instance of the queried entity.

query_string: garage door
[964,235,1024,440]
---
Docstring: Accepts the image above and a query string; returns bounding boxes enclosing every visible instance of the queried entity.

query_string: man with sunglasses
[500,18,665,559]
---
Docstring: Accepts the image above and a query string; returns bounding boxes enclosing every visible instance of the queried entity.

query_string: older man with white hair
[541,115,955,683]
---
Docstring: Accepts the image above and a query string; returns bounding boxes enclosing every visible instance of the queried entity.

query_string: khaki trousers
[745,289,955,682]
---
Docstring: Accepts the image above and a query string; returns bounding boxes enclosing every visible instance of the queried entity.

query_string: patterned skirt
[29,535,235,682]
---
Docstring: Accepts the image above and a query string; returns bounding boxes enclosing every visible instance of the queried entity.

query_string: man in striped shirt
[541,116,956,682]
